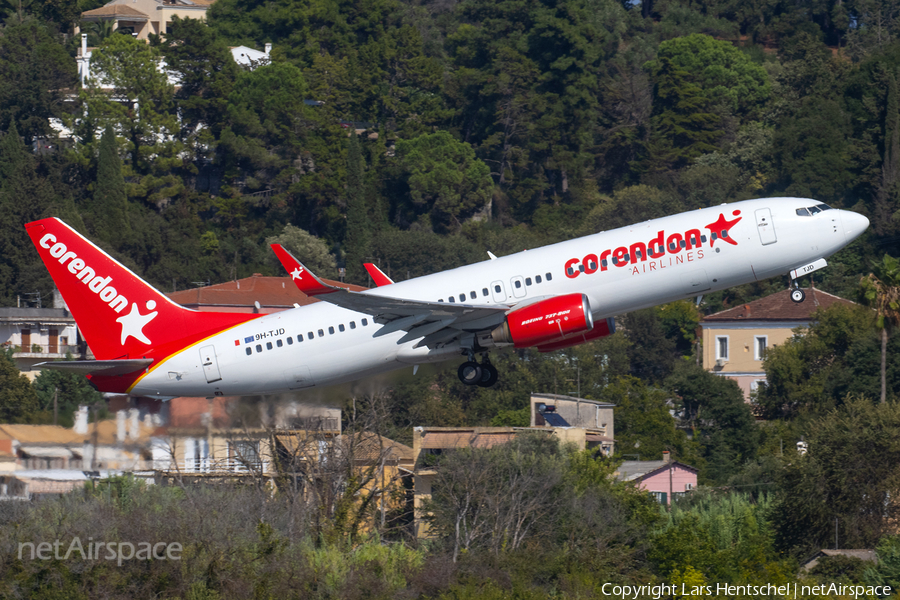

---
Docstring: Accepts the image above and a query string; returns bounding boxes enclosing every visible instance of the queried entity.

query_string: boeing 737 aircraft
[26,197,868,398]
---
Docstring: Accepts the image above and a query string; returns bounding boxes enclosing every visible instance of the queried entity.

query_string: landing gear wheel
[477,363,499,388]
[790,288,806,303]
[458,361,483,385]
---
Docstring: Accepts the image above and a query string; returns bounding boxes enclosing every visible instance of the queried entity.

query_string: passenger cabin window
[515,280,523,288]
[256,344,262,353]
[459,294,465,302]
[318,329,324,337]
[339,324,345,332]
[350,321,356,329]
[246,347,252,356]
[494,284,502,293]
[449,296,455,303]
[362,318,368,326]
[328,326,335,334]
[482,288,489,296]
[535,276,542,284]
[266,342,273,350]
[276,339,283,347]
[287,337,293,345]
[470,291,476,299]
[308,332,314,340]
[525,277,532,286]
[546,273,552,281]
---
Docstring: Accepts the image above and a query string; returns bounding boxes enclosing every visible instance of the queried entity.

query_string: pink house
[616,452,697,505]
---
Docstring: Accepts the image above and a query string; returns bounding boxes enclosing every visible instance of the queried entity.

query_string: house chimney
[74,405,89,434]
[127,408,140,441]
[662,450,671,463]
[116,410,126,444]
[265,43,272,55]
[81,33,87,57]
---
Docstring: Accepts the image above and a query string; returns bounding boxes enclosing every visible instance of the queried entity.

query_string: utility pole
[53,387,58,426]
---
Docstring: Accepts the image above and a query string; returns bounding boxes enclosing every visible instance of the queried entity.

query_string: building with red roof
[700,287,856,403]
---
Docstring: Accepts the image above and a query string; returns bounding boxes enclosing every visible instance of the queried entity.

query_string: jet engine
[490,293,594,348]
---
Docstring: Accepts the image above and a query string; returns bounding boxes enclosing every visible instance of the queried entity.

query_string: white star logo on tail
[291,267,304,280]
[116,300,158,345]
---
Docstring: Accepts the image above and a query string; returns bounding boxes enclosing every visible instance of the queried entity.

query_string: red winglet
[364,263,394,287]
[270,244,337,296]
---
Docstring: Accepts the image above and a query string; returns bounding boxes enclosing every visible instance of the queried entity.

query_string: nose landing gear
[457,353,499,387]
[789,279,805,303]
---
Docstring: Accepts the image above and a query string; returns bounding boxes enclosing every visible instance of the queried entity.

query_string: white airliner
[26,197,868,397]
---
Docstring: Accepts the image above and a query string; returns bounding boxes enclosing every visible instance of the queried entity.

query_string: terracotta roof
[702,288,855,322]
[0,424,79,445]
[166,274,367,313]
[419,428,518,450]
[0,420,154,447]
[81,4,149,19]
[350,432,414,463]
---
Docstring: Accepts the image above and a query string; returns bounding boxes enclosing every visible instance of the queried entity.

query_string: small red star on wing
[704,211,742,247]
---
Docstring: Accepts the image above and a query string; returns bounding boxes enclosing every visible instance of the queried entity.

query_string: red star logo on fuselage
[704,210,742,247]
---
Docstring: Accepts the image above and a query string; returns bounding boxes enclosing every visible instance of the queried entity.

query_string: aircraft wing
[271,245,510,347]
[34,359,153,377]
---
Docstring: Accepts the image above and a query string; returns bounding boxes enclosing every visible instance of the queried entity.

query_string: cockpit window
[796,203,832,216]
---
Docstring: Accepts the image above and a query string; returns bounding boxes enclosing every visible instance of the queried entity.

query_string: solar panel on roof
[542,413,570,427]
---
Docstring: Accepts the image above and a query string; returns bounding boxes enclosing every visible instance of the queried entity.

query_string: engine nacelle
[491,293,593,348]
[536,317,616,352]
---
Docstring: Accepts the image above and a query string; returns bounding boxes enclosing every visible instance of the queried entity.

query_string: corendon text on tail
[26,198,868,397]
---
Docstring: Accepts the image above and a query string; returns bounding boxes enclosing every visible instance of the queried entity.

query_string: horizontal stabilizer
[34,359,153,377]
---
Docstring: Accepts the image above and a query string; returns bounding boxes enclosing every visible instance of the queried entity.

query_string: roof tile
[702,288,855,322]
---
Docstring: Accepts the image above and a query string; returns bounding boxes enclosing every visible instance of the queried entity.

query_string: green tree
[0,19,75,142]
[646,34,771,118]
[603,376,695,462]
[859,254,900,404]
[0,350,39,423]
[666,362,759,483]
[393,131,493,233]
[32,364,104,427]
[343,129,370,283]
[76,34,184,207]
[772,396,900,555]
[88,125,130,248]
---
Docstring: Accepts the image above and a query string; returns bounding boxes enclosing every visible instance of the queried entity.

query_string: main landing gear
[458,353,499,387]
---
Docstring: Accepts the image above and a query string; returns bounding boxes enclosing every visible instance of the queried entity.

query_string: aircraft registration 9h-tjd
[26,197,869,397]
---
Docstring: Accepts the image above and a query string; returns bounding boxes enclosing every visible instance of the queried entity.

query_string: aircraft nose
[841,211,869,241]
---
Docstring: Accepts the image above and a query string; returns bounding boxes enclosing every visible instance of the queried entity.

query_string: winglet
[364,263,394,286]
[270,244,339,296]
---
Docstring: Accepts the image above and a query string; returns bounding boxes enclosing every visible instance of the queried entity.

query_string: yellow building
[700,287,854,403]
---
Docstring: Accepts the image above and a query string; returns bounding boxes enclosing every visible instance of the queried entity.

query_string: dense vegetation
[5,0,900,595]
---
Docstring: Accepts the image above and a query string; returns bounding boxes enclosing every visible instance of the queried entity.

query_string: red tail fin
[26,218,256,360]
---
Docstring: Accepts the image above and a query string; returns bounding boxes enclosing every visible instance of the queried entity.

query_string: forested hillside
[0,0,897,303]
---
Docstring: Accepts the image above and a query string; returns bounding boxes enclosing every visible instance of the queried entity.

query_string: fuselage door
[510,276,526,299]
[755,208,777,245]
[200,345,222,383]
[491,280,507,303]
